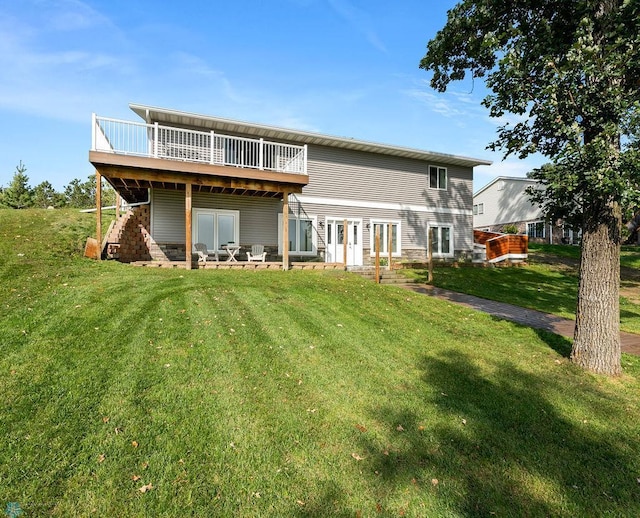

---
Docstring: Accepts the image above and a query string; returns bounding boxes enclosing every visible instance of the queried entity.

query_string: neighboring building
[473,176,580,244]
[89,104,491,268]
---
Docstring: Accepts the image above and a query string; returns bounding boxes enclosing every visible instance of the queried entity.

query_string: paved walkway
[405,284,640,357]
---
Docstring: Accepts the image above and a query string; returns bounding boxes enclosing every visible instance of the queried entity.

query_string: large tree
[420,0,640,375]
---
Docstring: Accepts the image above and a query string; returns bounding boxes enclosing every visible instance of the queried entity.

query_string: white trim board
[293,195,471,216]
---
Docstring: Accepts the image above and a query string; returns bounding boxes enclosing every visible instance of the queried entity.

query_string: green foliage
[32,181,66,209]
[421,1,640,374]
[1,161,33,209]
[64,175,116,208]
[1,209,639,516]
[64,176,96,208]
[1,165,116,210]
[502,224,519,234]
[421,1,640,223]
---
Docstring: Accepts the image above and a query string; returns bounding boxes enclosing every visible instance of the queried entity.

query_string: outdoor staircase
[102,210,133,259]
[349,267,417,286]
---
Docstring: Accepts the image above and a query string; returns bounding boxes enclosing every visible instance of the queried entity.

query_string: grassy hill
[1,209,639,517]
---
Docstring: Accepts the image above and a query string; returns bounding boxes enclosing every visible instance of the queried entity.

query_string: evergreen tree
[2,161,33,209]
[32,181,61,209]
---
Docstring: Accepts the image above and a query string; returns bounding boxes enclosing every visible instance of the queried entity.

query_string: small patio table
[223,244,241,262]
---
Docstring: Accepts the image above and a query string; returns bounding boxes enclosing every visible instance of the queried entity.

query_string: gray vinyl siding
[473,178,541,228]
[297,201,471,254]
[150,142,475,257]
[151,189,282,245]
[305,144,473,211]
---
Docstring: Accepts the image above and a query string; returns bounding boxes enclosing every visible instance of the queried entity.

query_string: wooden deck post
[115,192,121,220]
[428,227,433,283]
[375,225,380,283]
[343,218,348,269]
[95,170,102,261]
[282,191,289,270]
[185,184,192,270]
[387,223,393,270]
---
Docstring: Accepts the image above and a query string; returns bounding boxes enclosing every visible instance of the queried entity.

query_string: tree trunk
[571,202,621,375]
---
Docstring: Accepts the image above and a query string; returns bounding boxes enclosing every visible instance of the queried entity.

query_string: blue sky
[0,0,545,193]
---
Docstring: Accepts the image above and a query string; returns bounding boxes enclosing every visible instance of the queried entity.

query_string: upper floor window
[429,166,447,190]
[473,203,484,215]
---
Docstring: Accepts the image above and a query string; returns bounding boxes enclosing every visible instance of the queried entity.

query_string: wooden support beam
[185,183,192,270]
[428,227,433,283]
[375,225,381,283]
[115,192,121,219]
[387,223,393,270]
[343,218,348,269]
[89,151,308,187]
[282,192,289,270]
[96,170,102,261]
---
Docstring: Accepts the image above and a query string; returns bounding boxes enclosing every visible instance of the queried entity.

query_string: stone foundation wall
[117,206,153,262]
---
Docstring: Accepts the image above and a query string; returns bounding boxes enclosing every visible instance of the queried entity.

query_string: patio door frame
[192,208,240,254]
[325,217,363,266]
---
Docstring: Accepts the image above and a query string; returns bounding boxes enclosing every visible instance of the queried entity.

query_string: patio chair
[246,244,267,262]
[194,242,219,264]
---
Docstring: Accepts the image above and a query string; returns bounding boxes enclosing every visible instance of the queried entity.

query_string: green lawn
[404,244,640,334]
[2,209,640,516]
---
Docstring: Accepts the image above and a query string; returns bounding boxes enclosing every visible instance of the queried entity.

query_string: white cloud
[327,0,387,53]
[0,1,132,122]
[45,0,114,31]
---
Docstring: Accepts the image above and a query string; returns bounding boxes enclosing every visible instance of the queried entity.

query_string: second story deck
[91,114,308,176]
[90,113,310,203]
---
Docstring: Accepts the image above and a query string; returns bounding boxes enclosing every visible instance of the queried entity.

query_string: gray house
[90,104,491,268]
[473,176,581,244]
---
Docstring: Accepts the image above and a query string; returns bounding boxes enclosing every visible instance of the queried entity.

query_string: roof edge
[129,103,492,168]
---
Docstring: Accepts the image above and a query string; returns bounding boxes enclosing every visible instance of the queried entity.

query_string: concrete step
[349,269,417,285]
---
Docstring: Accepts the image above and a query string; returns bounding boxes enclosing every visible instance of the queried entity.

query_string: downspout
[80,189,151,213]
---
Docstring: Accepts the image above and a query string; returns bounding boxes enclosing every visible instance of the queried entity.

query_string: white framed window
[369,220,401,257]
[527,221,545,239]
[429,166,447,190]
[429,224,454,257]
[192,208,240,252]
[278,214,318,256]
[473,203,484,215]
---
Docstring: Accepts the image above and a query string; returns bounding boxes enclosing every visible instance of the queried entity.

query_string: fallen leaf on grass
[296,500,305,506]
[131,475,141,481]
[461,419,467,426]
[396,425,405,432]
[98,454,106,463]
[351,453,365,461]
[132,441,139,448]
[431,478,439,486]
[114,427,122,435]
[355,424,367,433]
[102,416,110,423]
[138,483,153,493]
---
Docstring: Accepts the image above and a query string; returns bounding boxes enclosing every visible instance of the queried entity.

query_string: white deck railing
[91,114,308,175]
